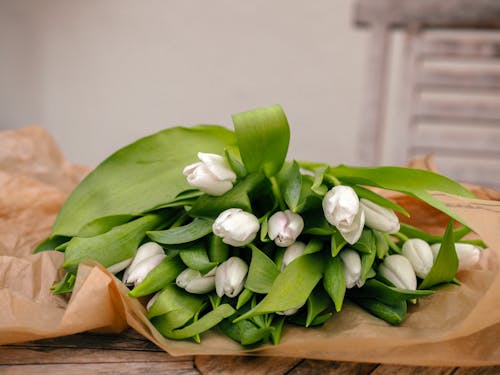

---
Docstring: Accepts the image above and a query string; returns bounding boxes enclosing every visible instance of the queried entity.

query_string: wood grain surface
[0,330,498,374]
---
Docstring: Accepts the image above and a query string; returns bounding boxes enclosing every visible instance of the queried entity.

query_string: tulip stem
[393,232,409,243]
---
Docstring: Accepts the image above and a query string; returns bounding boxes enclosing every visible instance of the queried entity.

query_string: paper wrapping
[1,126,499,366]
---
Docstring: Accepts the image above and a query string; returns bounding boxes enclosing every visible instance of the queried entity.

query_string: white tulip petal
[379,254,417,290]
[402,239,433,279]
[430,243,481,271]
[281,241,306,271]
[107,257,132,274]
[360,198,400,234]
[340,249,362,289]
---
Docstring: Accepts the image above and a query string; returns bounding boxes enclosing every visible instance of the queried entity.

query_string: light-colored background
[1,0,403,168]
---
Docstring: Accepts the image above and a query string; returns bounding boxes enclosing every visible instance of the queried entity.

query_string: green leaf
[360,249,376,283]
[302,209,336,235]
[323,256,345,312]
[52,125,236,237]
[399,223,472,244]
[189,173,266,217]
[327,165,474,226]
[306,288,331,327]
[419,221,459,289]
[34,235,71,253]
[303,238,324,255]
[219,317,271,346]
[50,273,76,295]
[271,316,286,345]
[245,245,280,294]
[236,288,254,309]
[232,105,290,177]
[234,254,324,322]
[349,279,434,305]
[278,161,302,210]
[351,229,376,254]
[147,284,204,319]
[157,304,235,340]
[208,235,229,263]
[373,230,389,259]
[331,231,347,257]
[353,298,407,325]
[128,255,185,298]
[311,165,329,196]
[147,218,214,245]
[76,215,137,237]
[62,214,163,273]
[178,242,218,274]
[224,149,247,179]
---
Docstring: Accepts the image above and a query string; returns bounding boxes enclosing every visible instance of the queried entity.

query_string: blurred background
[1,0,499,187]
[0,0,368,167]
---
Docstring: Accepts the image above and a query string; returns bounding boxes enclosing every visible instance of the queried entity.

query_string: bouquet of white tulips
[37,105,485,346]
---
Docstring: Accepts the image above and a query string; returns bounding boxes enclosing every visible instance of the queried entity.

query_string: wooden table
[1,329,498,374]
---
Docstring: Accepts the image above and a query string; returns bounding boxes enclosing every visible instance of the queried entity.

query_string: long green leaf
[157,304,235,340]
[62,214,163,273]
[232,105,290,177]
[323,256,345,312]
[419,221,459,289]
[245,245,280,294]
[327,165,474,226]
[52,125,236,237]
[234,253,324,322]
[147,218,214,245]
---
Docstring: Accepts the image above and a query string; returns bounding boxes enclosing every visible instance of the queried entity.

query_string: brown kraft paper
[0,126,499,366]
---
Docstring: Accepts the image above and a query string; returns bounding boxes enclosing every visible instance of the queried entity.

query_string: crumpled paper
[1,126,499,366]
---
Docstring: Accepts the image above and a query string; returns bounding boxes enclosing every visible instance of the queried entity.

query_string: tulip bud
[123,242,165,285]
[281,241,306,271]
[107,257,132,274]
[322,185,365,245]
[360,198,400,234]
[183,152,237,196]
[378,254,417,290]
[276,303,305,316]
[430,243,481,271]
[268,210,304,247]
[125,254,165,286]
[212,208,260,247]
[402,239,434,279]
[339,248,364,288]
[176,267,216,294]
[215,256,248,298]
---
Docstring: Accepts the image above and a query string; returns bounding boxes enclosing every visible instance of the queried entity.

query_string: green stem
[393,232,409,243]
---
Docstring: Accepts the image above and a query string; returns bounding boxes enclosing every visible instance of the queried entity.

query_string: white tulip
[176,267,216,294]
[340,248,364,288]
[281,241,306,271]
[360,198,400,234]
[378,254,417,290]
[123,242,165,285]
[322,185,365,244]
[430,243,481,271]
[183,152,237,196]
[215,256,248,298]
[267,210,304,247]
[107,257,132,274]
[124,254,165,286]
[402,239,434,279]
[212,208,260,247]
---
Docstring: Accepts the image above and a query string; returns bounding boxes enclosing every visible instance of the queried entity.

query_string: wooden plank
[0,361,199,375]
[354,0,500,29]
[287,360,378,374]
[195,355,300,375]
[411,122,500,154]
[417,67,500,91]
[453,366,500,374]
[415,98,500,122]
[371,364,455,375]
[0,346,183,365]
[420,37,500,59]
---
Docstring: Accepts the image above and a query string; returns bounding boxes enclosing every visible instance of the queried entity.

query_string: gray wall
[0,0,368,167]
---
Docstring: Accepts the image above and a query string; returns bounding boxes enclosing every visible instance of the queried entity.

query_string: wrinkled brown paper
[1,127,499,366]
